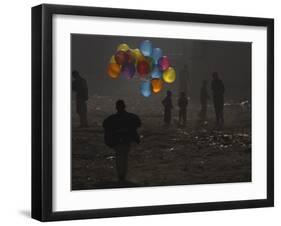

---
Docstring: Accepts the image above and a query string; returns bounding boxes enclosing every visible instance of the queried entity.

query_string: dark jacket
[162,96,173,110]
[103,111,141,148]
[211,79,225,98]
[178,96,188,109]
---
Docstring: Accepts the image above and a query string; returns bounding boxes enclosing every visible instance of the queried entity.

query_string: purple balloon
[121,63,136,79]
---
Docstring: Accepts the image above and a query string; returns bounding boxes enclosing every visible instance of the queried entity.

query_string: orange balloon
[151,78,163,93]
[107,63,121,79]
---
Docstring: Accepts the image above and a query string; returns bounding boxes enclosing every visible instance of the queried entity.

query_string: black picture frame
[32,4,274,222]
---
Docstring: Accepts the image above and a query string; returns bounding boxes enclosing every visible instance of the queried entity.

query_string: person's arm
[102,117,109,129]
[136,116,141,128]
[131,114,141,128]
[162,97,167,107]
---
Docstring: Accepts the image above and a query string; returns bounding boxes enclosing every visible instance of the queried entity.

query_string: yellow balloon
[131,48,143,62]
[109,55,116,63]
[117,43,130,52]
[107,63,121,79]
[163,67,176,83]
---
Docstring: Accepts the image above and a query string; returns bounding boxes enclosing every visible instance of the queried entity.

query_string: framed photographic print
[32,4,274,221]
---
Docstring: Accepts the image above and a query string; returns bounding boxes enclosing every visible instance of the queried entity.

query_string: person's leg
[81,112,88,127]
[220,107,224,126]
[178,109,182,125]
[78,113,83,127]
[164,109,171,125]
[214,101,219,125]
[202,104,207,120]
[199,103,203,120]
[164,109,167,124]
[216,97,223,127]
[115,149,122,181]
[76,101,82,127]
[115,144,130,181]
[81,101,88,127]
[167,110,172,125]
[183,108,187,126]
[221,98,224,125]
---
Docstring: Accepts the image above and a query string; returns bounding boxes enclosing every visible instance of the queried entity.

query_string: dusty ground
[71,95,251,190]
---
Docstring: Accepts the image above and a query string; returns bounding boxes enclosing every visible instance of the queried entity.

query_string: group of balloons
[107,40,176,97]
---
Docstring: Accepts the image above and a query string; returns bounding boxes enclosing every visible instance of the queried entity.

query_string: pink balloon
[158,56,170,71]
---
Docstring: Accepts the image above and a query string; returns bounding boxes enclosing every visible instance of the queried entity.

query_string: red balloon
[145,56,154,71]
[137,60,150,77]
[115,50,129,65]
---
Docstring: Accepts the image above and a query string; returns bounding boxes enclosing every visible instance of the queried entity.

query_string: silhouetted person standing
[72,70,89,127]
[178,92,188,127]
[162,90,173,125]
[211,72,225,127]
[103,100,141,182]
[199,80,210,121]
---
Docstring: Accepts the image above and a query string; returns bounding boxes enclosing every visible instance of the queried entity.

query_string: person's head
[180,91,186,97]
[167,90,172,97]
[212,72,219,80]
[72,70,80,79]
[116,100,126,112]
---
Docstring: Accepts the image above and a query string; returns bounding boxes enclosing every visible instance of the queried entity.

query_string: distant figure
[72,70,88,127]
[178,92,188,127]
[162,90,173,125]
[199,80,210,121]
[103,100,141,182]
[211,72,225,127]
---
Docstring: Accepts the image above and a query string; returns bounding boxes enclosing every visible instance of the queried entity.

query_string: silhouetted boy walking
[103,100,141,182]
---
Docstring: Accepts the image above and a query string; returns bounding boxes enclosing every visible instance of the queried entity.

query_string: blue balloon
[140,40,152,57]
[140,80,151,97]
[152,48,163,64]
[151,66,162,78]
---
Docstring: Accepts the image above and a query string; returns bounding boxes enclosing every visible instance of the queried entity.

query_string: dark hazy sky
[71,34,251,102]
